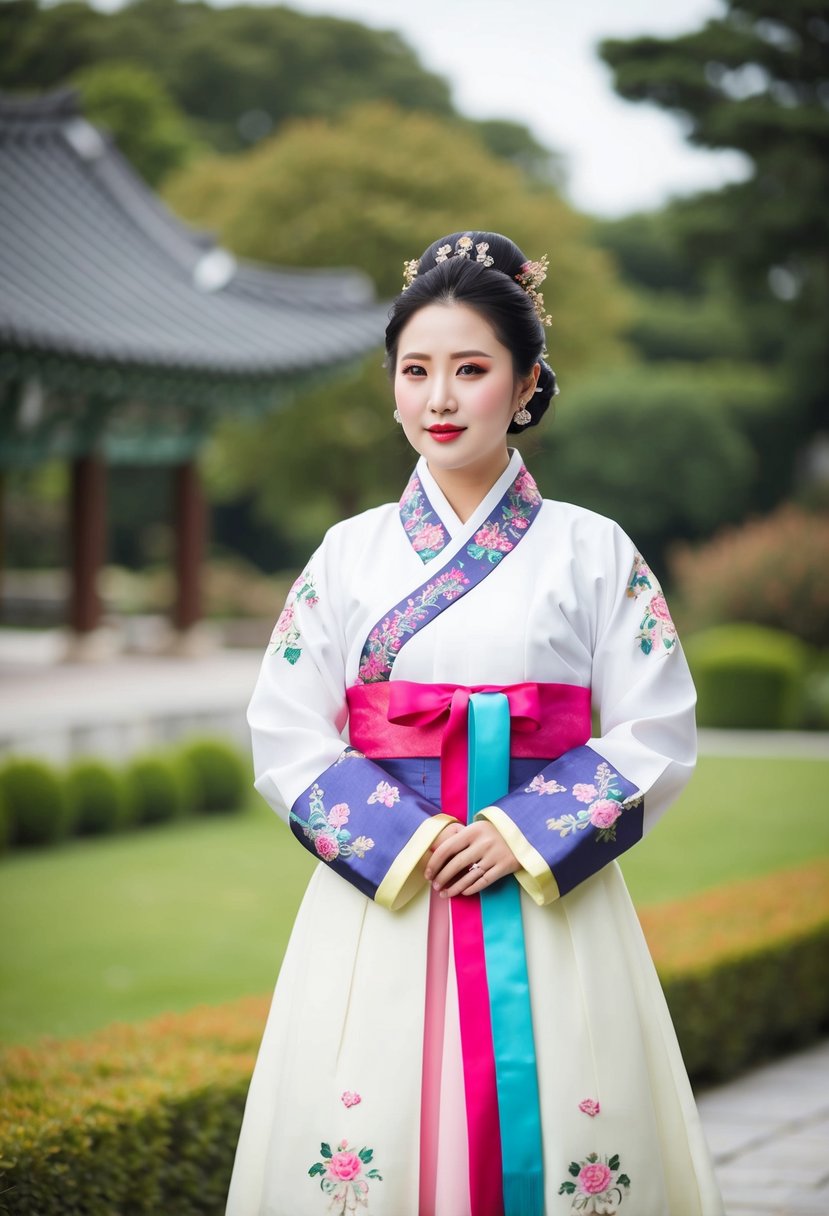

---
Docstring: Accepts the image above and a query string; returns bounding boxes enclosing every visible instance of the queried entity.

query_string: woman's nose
[428,379,457,412]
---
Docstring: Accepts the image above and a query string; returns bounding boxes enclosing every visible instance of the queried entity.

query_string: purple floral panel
[288,747,438,899]
[493,745,643,896]
[360,466,543,683]
[399,472,450,563]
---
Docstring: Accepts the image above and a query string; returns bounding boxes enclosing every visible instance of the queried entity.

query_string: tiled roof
[0,88,387,379]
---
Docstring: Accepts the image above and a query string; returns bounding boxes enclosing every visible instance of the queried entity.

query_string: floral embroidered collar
[399,450,529,565]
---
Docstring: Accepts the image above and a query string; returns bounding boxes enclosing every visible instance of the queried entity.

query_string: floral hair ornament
[515,256,552,327]
[401,237,552,327]
[402,235,494,290]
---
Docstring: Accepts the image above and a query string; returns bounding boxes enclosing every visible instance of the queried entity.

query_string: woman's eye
[401,364,426,377]
[457,363,485,376]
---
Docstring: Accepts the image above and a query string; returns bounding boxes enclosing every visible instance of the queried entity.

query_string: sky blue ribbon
[468,693,545,1216]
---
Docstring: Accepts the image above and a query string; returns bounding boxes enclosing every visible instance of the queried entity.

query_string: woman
[226,232,723,1216]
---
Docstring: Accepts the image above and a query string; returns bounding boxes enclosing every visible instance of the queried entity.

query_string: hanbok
[225,450,724,1216]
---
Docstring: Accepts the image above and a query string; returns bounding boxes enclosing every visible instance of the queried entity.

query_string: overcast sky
[91,0,752,216]
[268,0,752,215]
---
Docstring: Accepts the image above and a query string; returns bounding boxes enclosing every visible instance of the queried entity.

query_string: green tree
[72,62,203,186]
[600,1,829,437]
[165,103,630,548]
[2,0,553,181]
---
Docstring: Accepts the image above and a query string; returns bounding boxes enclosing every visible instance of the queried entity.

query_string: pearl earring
[393,409,402,424]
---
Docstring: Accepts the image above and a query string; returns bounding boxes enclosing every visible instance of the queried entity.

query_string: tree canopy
[600,1,829,431]
[163,102,630,548]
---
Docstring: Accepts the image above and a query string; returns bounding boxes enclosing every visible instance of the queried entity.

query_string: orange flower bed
[639,857,829,977]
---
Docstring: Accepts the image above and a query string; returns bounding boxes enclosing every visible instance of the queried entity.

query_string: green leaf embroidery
[308,1162,324,1177]
[618,1173,631,1187]
[568,1161,581,1177]
[359,1147,373,1164]
[559,1181,577,1194]
[608,1153,620,1170]
[320,1142,332,1159]
[284,647,302,665]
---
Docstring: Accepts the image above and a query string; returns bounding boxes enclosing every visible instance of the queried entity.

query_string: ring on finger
[468,861,482,873]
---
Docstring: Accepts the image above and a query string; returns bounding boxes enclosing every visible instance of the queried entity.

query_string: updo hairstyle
[385,231,558,432]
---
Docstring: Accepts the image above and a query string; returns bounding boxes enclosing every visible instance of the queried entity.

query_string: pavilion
[0,87,386,655]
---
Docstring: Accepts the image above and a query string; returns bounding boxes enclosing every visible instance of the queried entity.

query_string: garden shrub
[0,791,8,854]
[670,503,829,646]
[0,757,71,846]
[1,861,827,1212]
[66,758,130,835]
[684,623,809,729]
[178,737,248,814]
[125,753,188,825]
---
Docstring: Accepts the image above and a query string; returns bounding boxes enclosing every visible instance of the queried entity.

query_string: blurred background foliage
[2,0,827,619]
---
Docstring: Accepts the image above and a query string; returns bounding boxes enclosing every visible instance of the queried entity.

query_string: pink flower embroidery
[589,799,622,829]
[649,593,672,622]
[327,802,350,828]
[579,1098,601,1117]
[367,781,400,808]
[315,834,339,861]
[341,1091,361,1108]
[525,773,566,795]
[572,782,598,803]
[559,1150,630,1208]
[473,522,513,553]
[328,1149,363,1181]
[412,522,445,553]
[578,1161,613,1195]
[308,1136,383,1202]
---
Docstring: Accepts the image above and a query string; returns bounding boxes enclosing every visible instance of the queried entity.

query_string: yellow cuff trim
[375,813,458,912]
[475,805,560,906]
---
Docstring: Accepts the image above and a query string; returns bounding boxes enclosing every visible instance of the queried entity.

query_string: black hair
[385,231,558,432]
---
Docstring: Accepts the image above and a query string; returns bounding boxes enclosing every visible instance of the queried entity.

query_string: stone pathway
[697,1038,829,1215]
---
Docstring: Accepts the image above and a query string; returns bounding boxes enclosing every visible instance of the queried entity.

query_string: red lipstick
[427,424,465,443]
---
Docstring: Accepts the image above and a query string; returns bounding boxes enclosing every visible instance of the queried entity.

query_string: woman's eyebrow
[400,350,493,360]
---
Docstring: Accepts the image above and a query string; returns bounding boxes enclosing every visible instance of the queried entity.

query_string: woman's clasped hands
[424,819,520,898]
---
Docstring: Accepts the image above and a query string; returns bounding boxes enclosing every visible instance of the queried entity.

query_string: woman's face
[393,301,537,484]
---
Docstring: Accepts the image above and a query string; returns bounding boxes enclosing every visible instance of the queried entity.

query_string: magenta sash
[347,680,591,1213]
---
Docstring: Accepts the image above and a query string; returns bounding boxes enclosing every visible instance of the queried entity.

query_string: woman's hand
[425,820,520,898]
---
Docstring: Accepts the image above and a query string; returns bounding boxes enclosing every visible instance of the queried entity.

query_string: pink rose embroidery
[649,593,672,622]
[578,1162,613,1195]
[308,1136,383,1201]
[572,783,598,803]
[341,1091,361,1108]
[589,799,622,829]
[328,1150,362,1181]
[579,1098,601,1117]
[315,834,339,861]
[559,1150,630,1208]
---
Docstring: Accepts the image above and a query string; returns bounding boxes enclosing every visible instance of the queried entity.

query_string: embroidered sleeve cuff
[375,813,458,911]
[288,748,447,905]
[484,744,644,899]
[475,804,560,906]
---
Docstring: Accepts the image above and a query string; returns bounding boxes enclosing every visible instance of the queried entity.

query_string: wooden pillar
[173,459,206,632]
[70,454,106,633]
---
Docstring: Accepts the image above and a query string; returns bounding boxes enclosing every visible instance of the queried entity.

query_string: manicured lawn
[1,755,826,1044]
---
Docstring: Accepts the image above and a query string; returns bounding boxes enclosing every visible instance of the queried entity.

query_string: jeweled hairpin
[401,238,552,327]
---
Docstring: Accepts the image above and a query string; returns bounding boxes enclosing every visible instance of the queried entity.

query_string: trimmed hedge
[685,623,810,729]
[0,737,249,852]
[66,758,130,835]
[178,737,248,815]
[0,757,71,846]
[1,860,828,1213]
